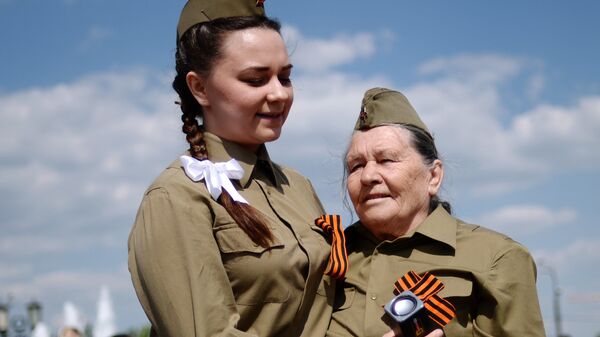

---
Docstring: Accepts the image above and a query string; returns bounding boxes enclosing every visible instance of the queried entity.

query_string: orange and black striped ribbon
[393,271,456,328]
[315,214,348,279]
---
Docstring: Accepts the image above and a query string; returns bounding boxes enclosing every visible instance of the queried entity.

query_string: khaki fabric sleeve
[472,240,546,337]
[300,177,334,337]
[307,178,326,214]
[128,187,257,337]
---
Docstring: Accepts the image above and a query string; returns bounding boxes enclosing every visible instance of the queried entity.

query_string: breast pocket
[214,224,289,305]
[214,224,284,254]
[438,275,473,298]
[436,275,474,328]
[333,285,356,311]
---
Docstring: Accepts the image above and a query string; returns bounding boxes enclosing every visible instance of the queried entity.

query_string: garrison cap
[177,0,266,40]
[354,87,429,133]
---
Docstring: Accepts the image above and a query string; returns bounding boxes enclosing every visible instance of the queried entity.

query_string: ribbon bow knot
[315,214,348,279]
[393,271,456,328]
[180,155,248,204]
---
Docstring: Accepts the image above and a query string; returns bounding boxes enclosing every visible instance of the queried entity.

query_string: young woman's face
[189,27,293,151]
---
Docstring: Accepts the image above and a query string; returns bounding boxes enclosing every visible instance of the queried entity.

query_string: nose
[266,77,290,102]
[360,161,381,185]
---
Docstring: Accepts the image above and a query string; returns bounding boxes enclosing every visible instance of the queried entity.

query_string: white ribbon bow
[180,155,249,204]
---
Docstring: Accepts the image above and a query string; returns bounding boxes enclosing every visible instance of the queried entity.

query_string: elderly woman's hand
[382,328,444,337]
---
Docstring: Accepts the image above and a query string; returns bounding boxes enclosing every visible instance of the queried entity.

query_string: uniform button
[371,295,377,300]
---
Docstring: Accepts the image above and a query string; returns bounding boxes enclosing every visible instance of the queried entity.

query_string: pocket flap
[438,275,473,298]
[334,286,356,310]
[215,226,284,254]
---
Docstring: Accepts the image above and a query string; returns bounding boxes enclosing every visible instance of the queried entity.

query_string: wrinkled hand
[382,328,444,337]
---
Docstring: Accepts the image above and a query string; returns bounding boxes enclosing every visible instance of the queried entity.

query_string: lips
[363,193,389,202]
[256,112,283,119]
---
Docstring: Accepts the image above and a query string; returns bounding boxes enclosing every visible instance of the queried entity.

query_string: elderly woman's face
[346,126,442,239]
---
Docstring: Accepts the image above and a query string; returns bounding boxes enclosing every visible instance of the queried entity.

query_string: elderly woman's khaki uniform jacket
[327,206,546,337]
[128,132,333,337]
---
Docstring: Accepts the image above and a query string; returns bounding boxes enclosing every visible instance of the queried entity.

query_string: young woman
[128,1,332,336]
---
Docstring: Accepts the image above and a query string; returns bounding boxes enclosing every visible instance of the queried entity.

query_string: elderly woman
[326,88,546,337]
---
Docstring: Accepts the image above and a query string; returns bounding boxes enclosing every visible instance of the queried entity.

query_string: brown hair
[173,16,282,248]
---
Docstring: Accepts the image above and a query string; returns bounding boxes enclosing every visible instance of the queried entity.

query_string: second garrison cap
[177,0,267,40]
[354,87,429,133]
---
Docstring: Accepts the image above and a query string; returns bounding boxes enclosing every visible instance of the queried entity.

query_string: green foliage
[127,324,151,337]
[139,325,151,337]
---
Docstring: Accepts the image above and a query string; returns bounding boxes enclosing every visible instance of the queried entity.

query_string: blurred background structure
[0,298,43,337]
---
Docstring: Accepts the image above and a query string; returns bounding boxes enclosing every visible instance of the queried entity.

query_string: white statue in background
[59,301,86,337]
[93,286,116,337]
[31,322,50,337]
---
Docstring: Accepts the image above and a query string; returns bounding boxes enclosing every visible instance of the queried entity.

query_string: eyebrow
[345,153,361,163]
[242,64,294,72]
[345,147,404,162]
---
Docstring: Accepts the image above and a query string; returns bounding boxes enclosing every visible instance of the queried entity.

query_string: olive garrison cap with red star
[355,87,430,133]
[177,0,267,40]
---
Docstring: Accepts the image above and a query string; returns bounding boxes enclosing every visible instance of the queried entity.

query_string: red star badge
[359,108,368,125]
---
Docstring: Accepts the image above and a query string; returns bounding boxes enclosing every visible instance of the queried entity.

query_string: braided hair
[173,16,282,248]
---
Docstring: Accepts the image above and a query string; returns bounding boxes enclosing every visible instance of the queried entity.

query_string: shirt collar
[346,205,457,250]
[345,222,381,247]
[202,132,278,187]
[410,205,457,250]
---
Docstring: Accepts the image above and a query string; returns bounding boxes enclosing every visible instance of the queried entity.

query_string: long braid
[173,17,278,248]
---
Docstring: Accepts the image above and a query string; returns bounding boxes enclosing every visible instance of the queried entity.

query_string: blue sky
[1,1,599,336]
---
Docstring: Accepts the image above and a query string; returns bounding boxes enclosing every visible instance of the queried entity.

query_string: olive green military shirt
[327,206,546,337]
[128,132,333,337]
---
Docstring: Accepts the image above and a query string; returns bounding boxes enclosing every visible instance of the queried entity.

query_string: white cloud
[477,205,576,237]
[527,73,545,100]
[281,25,380,72]
[0,69,181,255]
[78,26,113,51]
[418,53,524,84]
[510,97,600,171]
[403,54,600,196]
[534,239,600,271]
